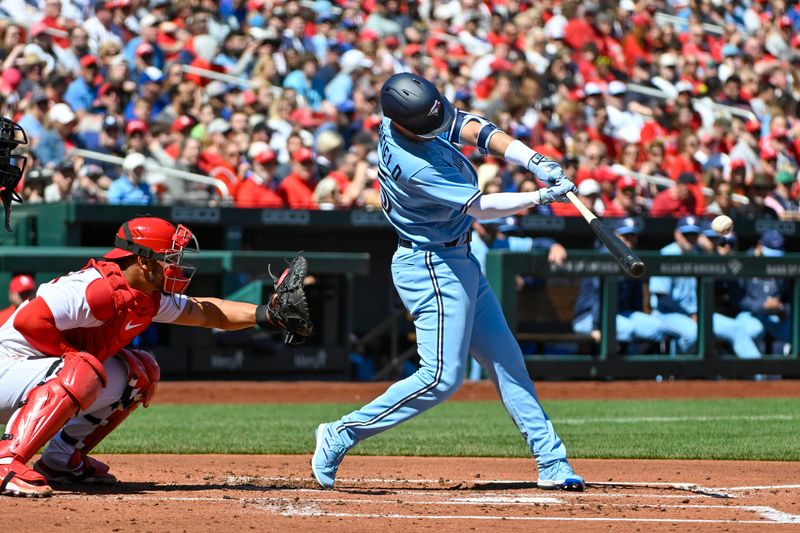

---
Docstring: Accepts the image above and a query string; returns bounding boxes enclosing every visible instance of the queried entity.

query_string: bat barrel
[589,219,646,278]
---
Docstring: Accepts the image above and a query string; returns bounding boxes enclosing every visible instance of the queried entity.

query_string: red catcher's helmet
[104,217,199,294]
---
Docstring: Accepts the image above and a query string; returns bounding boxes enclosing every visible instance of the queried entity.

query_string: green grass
[94,398,800,461]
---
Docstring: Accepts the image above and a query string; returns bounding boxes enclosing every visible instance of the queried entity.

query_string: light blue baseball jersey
[649,241,698,314]
[377,117,481,244]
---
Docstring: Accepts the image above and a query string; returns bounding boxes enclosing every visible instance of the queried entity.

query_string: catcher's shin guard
[0,353,106,463]
[59,349,160,455]
[0,353,105,496]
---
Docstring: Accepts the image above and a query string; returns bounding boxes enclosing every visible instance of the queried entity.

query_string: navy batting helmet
[380,73,455,139]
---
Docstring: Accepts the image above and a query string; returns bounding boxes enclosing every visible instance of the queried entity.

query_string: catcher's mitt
[266,254,313,345]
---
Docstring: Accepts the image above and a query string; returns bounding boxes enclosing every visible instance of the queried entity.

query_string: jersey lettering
[380,143,403,181]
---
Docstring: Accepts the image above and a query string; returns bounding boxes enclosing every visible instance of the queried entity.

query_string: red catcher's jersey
[0,260,187,362]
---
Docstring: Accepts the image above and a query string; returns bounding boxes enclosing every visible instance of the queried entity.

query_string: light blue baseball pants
[336,243,568,467]
[654,311,763,357]
[573,311,669,343]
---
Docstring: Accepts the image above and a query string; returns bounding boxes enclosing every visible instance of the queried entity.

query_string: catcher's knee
[59,352,107,411]
[117,349,160,408]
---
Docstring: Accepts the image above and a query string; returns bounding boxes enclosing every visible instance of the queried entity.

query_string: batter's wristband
[255,304,271,328]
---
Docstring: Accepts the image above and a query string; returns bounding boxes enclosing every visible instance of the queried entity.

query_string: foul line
[558,414,798,425]
[275,509,786,525]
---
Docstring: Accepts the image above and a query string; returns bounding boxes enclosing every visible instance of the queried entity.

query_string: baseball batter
[0,217,311,497]
[312,73,584,491]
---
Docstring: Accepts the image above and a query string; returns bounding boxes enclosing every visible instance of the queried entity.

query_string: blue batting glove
[538,178,577,205]
[527,154,567,187]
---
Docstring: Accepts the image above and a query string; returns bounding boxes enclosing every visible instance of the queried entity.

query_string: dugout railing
[486,250,800,380]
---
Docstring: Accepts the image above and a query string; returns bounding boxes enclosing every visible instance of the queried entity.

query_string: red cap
[631,13,651,27]
[80,55,98,68]
[594,166,619,183]
[359,29,379,42]
[772,126,789,139]
[171,115,195,133]
[744,120,761,133]
[779,15,792,28]
[760,145,777,160]
[617,175,638,190]
[404,43,421,57]
[490,58,513,72]
[98,82,121,97]
[135,42,154,56]
[125,119,147,135]
[363,114,382,130]
[730,159,746,170]
[9,274,35,295]
[791,34,800,48]
[383,35,399,48]
[254,149,276,164]
[292,147,314,163]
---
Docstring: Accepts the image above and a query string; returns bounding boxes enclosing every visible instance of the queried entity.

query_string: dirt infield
[11,380,800,532]
[155,379,800,403]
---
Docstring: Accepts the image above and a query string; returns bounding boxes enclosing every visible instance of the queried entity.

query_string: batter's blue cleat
[537,460,585,491]
[311,422,348,489]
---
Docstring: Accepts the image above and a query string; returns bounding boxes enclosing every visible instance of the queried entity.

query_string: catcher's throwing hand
[261,254,313,345]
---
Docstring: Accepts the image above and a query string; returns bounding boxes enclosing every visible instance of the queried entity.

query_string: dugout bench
[486,250,800,380]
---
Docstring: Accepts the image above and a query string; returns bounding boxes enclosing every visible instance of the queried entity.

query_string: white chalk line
[711,484,800,491]
[274,509,787,525]
[558,414,798,425]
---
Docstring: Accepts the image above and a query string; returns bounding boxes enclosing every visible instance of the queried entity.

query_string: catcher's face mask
[161,224,198,295]
[0,117,28,232]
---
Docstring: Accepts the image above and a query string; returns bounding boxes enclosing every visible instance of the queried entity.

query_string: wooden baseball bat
[566,191,646,278]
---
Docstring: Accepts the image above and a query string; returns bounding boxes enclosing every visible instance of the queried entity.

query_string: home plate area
[9,455,800,533]
[238,476,800,528]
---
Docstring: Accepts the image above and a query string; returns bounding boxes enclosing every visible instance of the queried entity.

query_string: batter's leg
[468,275,583,490]
[312,248,479,488]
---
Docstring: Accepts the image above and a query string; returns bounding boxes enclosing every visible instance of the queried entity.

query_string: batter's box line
[586,481,733,498]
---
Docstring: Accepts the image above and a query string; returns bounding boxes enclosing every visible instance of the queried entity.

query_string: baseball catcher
[0,216,312,497]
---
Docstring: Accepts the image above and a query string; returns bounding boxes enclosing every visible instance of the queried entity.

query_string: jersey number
[380,188,391,213]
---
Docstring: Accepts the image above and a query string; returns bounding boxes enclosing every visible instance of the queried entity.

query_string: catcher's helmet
[104,217,199,294]
[380,73,455,139]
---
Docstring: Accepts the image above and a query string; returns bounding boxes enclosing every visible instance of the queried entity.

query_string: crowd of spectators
[3,0,800,219]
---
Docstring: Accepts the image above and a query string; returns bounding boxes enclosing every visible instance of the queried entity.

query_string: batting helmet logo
[427,100,441,117]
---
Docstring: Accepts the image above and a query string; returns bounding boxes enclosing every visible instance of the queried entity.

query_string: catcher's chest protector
[62,260,161,362]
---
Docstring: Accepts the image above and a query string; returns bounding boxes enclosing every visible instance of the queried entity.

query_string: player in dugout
[0,275,37,325]
[0,216,311,497]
